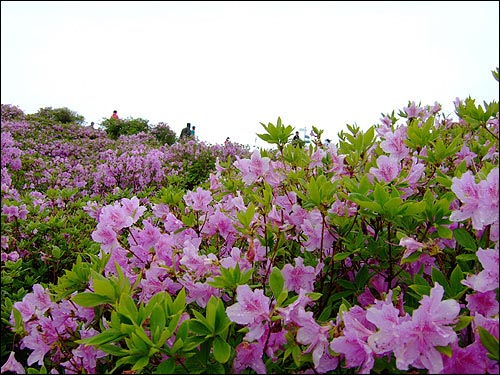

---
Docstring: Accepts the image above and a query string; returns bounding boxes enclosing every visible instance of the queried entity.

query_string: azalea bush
[1,70,499,374]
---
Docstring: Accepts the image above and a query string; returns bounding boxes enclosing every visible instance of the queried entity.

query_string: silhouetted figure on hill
[180,123,191,139]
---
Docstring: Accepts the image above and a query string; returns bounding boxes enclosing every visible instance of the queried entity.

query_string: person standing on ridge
[111,110,119,119]
[180,122,191,139]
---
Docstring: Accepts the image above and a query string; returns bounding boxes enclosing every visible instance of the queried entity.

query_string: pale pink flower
[380,126,409,159]
[232,341,266,374]
[296,307,334,370]
[462,247,499,293]
[330,305,375,374]
[1,351,25,374]
[282,257,317,293]
[399,237,425,259]
[394,283,460,373]
[226,285,270,341]
[233,150,270,185]
[369,155,401,183]
[184,187,213,212]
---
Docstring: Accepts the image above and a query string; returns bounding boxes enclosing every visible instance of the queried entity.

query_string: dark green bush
[151,122,177,145]
[100,117,151,140]
[27,106,85,125]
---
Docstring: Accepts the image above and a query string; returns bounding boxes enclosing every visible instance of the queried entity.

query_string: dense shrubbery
[0,70,498,374]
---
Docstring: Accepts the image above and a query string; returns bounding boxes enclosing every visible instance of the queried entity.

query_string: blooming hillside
[1,88,499,374]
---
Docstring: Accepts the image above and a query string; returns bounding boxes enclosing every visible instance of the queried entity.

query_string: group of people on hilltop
[179,122,196,139]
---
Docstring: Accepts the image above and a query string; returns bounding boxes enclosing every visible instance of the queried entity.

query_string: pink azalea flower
[184,187,213,212]
[282,257,317,293]
[91,222,119,252]
[399,237,425,259]
[441,341,491,374]
[12,284,54,321]
[120,196,146,223]
[394,283,460,374]
[98,204,134,231]
[301,209,335,252]
[466,290,499,317]
[233,150,270,185]
[369,155,401,183]
[203,208,234,239]
[277,288,313,326]
[330,306,376,374]
[450,168,499,230]
[233,341,266,374]
[226,285,270,341]
[296,307,335,370]
[455,143,477,167]
[462,247,499,293]
[380,126,409,159]
[1,352,25,374]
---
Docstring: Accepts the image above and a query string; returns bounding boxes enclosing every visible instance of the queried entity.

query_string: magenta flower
[282,257,317,293]
[184,187,213,212]
[330,305,375,374]
[369,155,401,183]
[462,247,499,293]
[1,352,25,374]
[226,285,270,341]
[394,283,460,373]
[466,290,499,317]
[399,237,425,259]
[441,341,491,374]
[233,149,270,185]
[380,126,409,159]
[450,168,499,230]
[455,143,477,167]
[296,307,335,370]
[232,341,266,374]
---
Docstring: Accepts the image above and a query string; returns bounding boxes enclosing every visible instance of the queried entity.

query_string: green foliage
[257,117,294,152]
[27,106,85,125]
[100,116,151,140]
[151,122,177,145]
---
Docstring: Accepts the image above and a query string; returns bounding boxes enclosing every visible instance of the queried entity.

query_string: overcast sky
[2,1,499,147]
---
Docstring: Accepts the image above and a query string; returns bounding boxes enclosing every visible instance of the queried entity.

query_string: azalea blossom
[369,155,401,183]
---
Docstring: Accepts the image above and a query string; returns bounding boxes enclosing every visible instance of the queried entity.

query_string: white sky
[2,1,499,147]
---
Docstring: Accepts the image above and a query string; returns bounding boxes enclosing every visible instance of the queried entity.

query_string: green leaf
[437,225,453,239]
[150,305,166,343]
[269,267,284,298]
[478,326,499,362]
[449,264,465,296]
[189,319,212,336]
[154,358,175,374]
[118,293,139,324]
[76,329,126,346]
[453,228,477,251]
[454,315,474,331]
[213,336,231,363]
[72,292,112,307]
[435,344,452,358]
[92,278,116,300]
[131,356,150,372]
[431,269,450,296]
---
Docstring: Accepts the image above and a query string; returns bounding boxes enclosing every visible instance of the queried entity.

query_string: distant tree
[27,106,85,125]
[100,117,151,140]
[151,122,177,145]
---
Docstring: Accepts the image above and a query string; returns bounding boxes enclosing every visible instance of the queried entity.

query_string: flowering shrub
[1,71,499,374]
